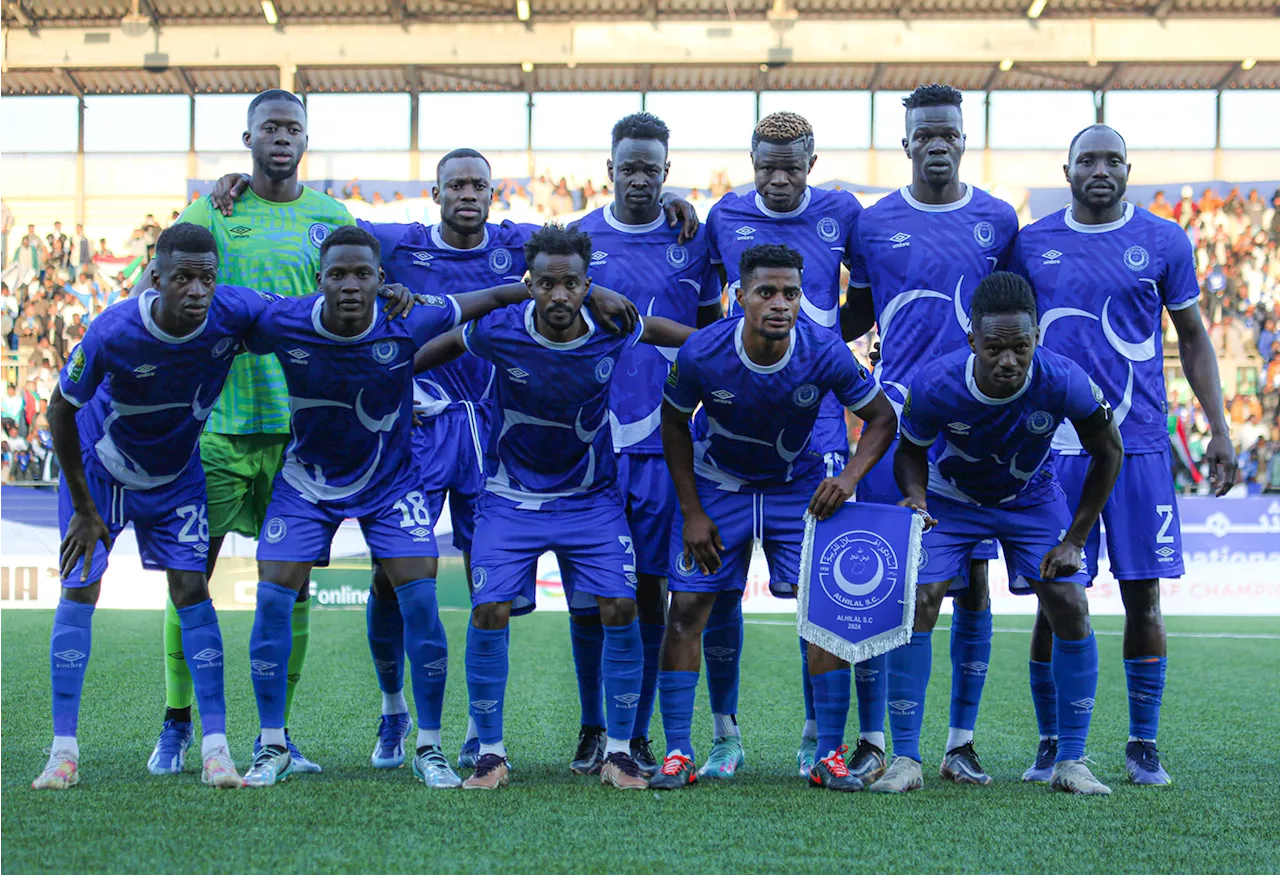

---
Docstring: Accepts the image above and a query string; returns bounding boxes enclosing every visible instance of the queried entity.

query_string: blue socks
[887,631,932,762]
[703,593,742,716]
[398,578,447,732]
[569,618,605,728]
[50,598,95,738]
[634,622,664,739]
[176,599,227,738]
[658,670,699,758]
[799,636,816,721]
[854,654,887,744]
[249,581,297,733]
[602,620,643,744]
[949,606,992,736]
[1029,660,1058,738]
[1053,633,1099,762]
[466,625,509,745]
[366,588,404,695]
[1124,656,1166,741]
[811,667,852,759]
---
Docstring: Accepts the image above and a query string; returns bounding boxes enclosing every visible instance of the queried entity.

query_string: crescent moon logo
[832,547,884,596]
[973,222,995,248]
[665,244,689,268]
[817,531,899,610]
[816,217,840,243]
[1123,245,1149,271]
[488,248,513,274]
[264,517,288,543]
[952,275,970,334]
[879,289,951,343]
[594,357,615,383]
[792,383,820,408]
[1101,297,1157,362]
[372,340,398,364]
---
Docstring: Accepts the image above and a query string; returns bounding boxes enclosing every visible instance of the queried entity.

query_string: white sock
[947,727,974,751]
[1129,735,1155,743]
[1041,734,1059,742]
[382,690,408,716]
[261,727,286,748]
[802,719,818,740]
[605,736,629,756]
[417,728,441,750]
[712,712,740,737]
[464,716,479,743]
[201,732,229,758]
[860,731,886,751]
[479,741,506,758]
[52,735,79,758]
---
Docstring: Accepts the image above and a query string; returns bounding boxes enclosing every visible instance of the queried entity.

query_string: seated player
[882,271,1123,796]
[238,225,577,788]
[654,244,897,792]
[413,223,694,791]
[35,223,270,790]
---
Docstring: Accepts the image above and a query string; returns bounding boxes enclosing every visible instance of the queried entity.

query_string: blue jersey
[899,347,1107,509]
[1010,203,1199,455]
[847,185,1019,414]
[572,205,720,455]
[58,285,268,491]
[463,301,645,510]
[664,317,881,492]
[706,186,864,457]
[361,220,532,416]
[246,293,461,514]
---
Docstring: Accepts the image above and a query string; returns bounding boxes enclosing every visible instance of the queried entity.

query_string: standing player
[412,224,694,790]
[239,226,554,788]
[886,271,1123,795]
[840,83,1019,786]
[654,244,896,792]
[566,113,721,776]
[1011,124,1235,785]
[150,89,354,775]
[34,224,266,790]
[700,112,865,780]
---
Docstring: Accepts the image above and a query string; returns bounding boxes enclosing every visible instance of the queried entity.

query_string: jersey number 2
[1155,505,1175,544]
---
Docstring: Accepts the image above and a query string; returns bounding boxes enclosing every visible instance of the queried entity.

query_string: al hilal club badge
[797,501,924,663]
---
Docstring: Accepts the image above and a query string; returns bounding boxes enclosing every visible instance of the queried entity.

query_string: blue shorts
[414,402,489,553]
[668,471,827,598]
[616,453,674,578]
[858,434,999,569]
[59,463,209,586]
[921,491,1090,594]
[1055,447,1183,581]
[469,493,638,616]
[256,482,439,565]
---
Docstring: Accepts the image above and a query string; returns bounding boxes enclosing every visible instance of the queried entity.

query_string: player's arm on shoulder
[1167,283,1235,496]
[413,325,468,373]
[640,315,695,349]
[450,282,533,324]
[48,384,112,582]
[209,174,251,217]
[659,192,700,244]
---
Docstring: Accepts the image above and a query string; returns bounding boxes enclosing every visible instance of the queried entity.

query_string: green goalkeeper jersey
[179,187,354,434]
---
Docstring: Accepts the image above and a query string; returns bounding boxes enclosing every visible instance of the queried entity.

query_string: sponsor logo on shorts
[665,244,689,269]
[67,346,87,382]
[472,566,488,592]
[264,517,288,543]
[594,356,615,383]
[470,699,498,714]
[409,526,431,541]
[889,699,918,715]
[973,221,995,247]
[792,383,820,408]
[816,217,840,243]
[308,223,330,248]
[1156,546,1177,561]
[373,340,398,365]
[488,248,513,274]
[1123,245,1150,271]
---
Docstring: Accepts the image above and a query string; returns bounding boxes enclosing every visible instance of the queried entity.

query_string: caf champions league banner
[3,487,1279,615]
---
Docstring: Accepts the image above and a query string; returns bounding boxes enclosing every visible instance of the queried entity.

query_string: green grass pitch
[3,607,1278,872]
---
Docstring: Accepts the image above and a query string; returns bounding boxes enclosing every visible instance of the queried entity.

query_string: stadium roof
[4,0,1279,28]
[4,60,1278,96]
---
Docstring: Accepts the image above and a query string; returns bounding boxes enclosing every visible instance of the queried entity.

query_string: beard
[1071,178,1125,211]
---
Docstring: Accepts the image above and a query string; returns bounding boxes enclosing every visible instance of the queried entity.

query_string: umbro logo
[411,251,433,266]
[192,648,222,663]
[53,649,86,663]
[890,232,911,248]
[133,364,157,378]
[285,348,310,365]
[947,422,971,434]
[193,543,209,555]
[704,646,736,661]
[853,666,880,681]
[409,526,431,540]
[889,699,918,714]
[710,389,735,403]
[961,661,989,675]
[471,699,499,714]
[372,658,399,673]
[249,660,278,673]
[1155,546,1176,558]
[1041,249,1063,265]
[1070,697,1096,712]
[591,250,608,264]
[506,366,529,383]
[1129,691,1158,702]
[614,693,641,707]
[424,657,448,673]
[230,225,252,238]
[735,225,756,239]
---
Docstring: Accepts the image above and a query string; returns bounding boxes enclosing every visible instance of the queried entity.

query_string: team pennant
[797,501,924,664]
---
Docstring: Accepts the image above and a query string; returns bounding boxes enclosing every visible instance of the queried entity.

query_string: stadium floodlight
[1241,58,1256,71]
[521,61,535,73]
[516,0,531,21]
[1027,0,1047,18]
[261,0,278,25]
[1000,58,1014,72]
